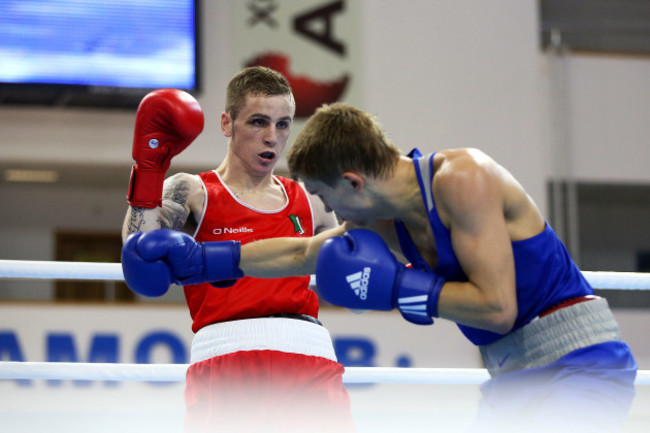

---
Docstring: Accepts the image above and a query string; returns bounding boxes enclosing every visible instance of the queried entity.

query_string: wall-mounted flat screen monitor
[0,0,199,109]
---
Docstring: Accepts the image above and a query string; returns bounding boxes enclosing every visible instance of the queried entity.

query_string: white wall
[362,0,547,213]
[564,54,650,182]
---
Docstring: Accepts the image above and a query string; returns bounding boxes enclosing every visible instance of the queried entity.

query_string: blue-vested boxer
[313,148,637,432]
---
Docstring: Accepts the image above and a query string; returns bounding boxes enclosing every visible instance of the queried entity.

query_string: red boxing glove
[126,89,204,208]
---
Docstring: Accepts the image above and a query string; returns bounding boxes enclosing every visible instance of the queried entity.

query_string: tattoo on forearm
[125,176,193,235]
[126,206,159,235]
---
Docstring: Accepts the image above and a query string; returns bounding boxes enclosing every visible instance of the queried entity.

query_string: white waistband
[190,317,337,364]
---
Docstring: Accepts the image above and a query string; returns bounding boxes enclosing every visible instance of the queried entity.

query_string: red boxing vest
[184,170,318,333]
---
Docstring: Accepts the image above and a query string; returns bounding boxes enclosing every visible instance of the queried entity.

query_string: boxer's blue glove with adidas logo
[316,229,445,325]
[121,229,243,297]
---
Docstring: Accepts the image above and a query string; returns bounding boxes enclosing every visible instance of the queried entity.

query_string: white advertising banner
[0,303,480,433]
[1,303,648,433]
[0,303,481,373]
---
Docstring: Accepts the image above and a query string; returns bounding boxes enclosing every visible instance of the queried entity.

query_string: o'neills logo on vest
[212,226,254,235]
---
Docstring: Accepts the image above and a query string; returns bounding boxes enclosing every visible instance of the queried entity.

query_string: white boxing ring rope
[3,259,650,290]
[1,259,649,385]
[0,362,498,385]
[1,362,648,386]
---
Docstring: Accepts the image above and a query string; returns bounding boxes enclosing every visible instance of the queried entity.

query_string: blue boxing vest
[395,149,593,345]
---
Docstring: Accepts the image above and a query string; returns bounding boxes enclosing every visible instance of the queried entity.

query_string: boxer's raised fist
[127,89,204,208]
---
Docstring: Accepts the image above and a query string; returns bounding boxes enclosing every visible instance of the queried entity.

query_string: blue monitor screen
[0,0,198,107]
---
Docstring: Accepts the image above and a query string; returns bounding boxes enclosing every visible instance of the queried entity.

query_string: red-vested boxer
[121,68,354,433]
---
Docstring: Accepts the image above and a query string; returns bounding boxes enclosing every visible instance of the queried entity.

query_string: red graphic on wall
[246,52,349,118]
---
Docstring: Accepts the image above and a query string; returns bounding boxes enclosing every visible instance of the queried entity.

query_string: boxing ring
[1,259,650,384]
[1,259,650,433]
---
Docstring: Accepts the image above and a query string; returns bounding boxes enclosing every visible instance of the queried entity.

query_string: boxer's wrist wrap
[395,267,445,326]
[202,240,244,285]
[126,164,165,208]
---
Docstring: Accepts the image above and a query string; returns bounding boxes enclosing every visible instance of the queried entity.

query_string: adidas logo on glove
[345,267,371,300]
[316,229,442,325]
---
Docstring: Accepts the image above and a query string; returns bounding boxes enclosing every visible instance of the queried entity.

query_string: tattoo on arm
[160,179,192,230]
[124,175,195,237]
[125,206,160,236]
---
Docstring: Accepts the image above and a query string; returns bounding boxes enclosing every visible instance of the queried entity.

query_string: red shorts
[183,350,355,433]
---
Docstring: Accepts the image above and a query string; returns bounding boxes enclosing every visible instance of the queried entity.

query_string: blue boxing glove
[121,232,173,297]
[121,229,243,297]
[316,229,445,325]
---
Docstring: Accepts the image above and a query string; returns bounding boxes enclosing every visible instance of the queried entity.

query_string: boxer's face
[304,176,375,226]
[222,93,294,176]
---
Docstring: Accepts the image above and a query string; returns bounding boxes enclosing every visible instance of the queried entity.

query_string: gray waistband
[479,297,620,377]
